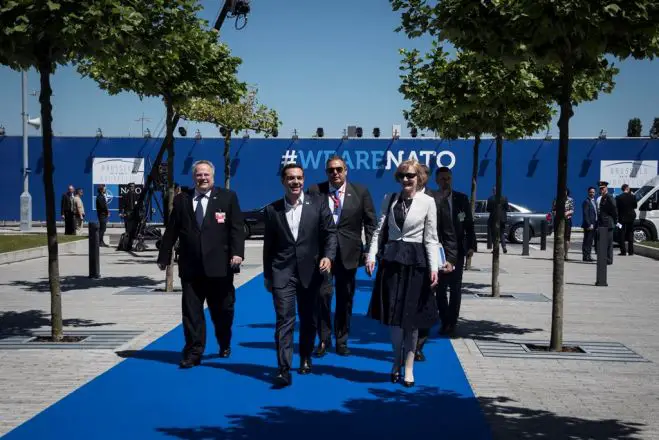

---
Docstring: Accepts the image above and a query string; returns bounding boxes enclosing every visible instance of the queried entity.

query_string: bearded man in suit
[263,163,337,387]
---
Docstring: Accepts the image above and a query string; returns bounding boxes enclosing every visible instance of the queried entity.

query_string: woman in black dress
[365,160,441,387]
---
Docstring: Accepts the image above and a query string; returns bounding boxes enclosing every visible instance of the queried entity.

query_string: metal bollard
[595,226,608,287]
[487,225,493,249]
[522,217,530,256]
[88,222,100,279]
[540,220,547,251]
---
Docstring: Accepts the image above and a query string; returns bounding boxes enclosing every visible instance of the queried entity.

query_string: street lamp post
[20,70,32,232]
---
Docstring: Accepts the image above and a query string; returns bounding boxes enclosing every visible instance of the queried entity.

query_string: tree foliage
[179,88,281,188]
[77,0,245,108]
[0,0,144,341]
[398,45,554,296]
[627,118,643,137]
[650,117,659,138]
[398,45,553,140]
[179,88,280,137]
[391,0,658,350]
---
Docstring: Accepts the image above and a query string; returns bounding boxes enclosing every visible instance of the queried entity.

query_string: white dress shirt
[285,191,304,241]
[193,189,211,216]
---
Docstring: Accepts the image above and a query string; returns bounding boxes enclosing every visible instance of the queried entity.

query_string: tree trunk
[39,60,63,341]
[164,97,177,293]
[491,134,503,297]
[550,69,574,352]
[466,134,481,270]
[224,132,231,189]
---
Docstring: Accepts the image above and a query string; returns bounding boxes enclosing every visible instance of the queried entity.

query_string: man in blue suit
[581,186,598,262]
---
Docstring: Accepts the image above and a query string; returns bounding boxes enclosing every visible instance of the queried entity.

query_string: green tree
[400,47,553,296]
[78,0,245,291]
[0,0,143,341]
[391,0,656,351]
[650,117,659,138]
[627,118,642,137]
[179,88,280,189]
[399,46,485,270]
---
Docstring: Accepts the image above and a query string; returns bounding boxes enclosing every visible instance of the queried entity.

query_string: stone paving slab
[452,243,659,439]
[0,243,263,436]
[1,237,659,438]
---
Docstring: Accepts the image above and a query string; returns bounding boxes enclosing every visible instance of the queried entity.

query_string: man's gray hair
[191,159,215,176]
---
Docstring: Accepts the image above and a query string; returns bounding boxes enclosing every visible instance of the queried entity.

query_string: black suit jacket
[487,195,509,224]
[157,188,245,279]
[307,181,377,270]
[425,188,458,265]
[61,193,74,216]
[582,197,598,229]
[96,194,109,220]
[263,194,337,290]
[448,191,477,257]
[616,192,637,223]
[598,194,618,228]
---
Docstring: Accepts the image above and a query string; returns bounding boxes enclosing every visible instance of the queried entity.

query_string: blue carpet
[2,269,492,439]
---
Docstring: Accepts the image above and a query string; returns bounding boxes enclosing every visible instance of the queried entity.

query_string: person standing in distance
[616,183,638,256]
[597,180,618,265]
[157,160,245,369]
[307,155,377,357]
[263,163,337,388]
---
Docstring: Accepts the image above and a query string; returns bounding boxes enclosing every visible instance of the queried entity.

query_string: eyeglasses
[326,167,344,174]
[397,172,417,179]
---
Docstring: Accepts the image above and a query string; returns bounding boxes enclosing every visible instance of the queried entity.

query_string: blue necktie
[195,194,205,228]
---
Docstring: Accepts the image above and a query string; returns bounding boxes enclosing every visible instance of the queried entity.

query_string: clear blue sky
[1,0,658,139]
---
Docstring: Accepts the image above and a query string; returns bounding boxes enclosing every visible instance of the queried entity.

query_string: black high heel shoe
[403,380,415,387]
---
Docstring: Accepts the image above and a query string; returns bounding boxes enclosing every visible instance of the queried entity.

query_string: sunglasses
[397,172,417,179]
[326,167,344,174]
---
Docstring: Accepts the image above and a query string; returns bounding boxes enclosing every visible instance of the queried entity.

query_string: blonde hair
[395,159,427,189]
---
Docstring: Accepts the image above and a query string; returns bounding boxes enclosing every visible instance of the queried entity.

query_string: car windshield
[634,176,659,201]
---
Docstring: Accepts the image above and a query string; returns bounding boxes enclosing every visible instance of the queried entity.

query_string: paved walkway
[0,236,658,439]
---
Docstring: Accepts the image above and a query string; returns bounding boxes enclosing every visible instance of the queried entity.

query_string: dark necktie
[195,194,205,227]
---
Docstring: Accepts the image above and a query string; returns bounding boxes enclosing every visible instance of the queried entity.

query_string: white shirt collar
[194,189,211,199]
[285,191,304,208]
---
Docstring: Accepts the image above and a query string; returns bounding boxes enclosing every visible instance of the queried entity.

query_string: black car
[242,205,266,238]
[473,200,554,244]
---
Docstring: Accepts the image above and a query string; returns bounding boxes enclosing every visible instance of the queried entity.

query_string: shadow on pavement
[155,387,643,440]
[480,395,644,440]
[0,309,115,336]
[452,318,544,342]
[5,275,162,292]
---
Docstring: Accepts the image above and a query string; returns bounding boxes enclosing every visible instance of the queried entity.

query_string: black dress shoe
[414,350,426,362]
[219,348,231,358]
[274,370,292,387]
[403,380,415,388]
[299,358,312,375]
[336,344,351,356]
[313,341,329,358]
[179,358,201,369]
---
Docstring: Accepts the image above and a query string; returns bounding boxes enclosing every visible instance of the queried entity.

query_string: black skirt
[367,241,439,330]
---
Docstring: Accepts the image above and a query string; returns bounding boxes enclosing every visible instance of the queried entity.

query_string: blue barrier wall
[1,136,657,227]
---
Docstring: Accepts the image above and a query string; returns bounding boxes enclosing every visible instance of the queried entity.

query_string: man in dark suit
[616,183,638,256]
[597,181,618,265]
[120,182,139,245]
[581,186,598,262]
[263,163,337,387]
[415,165,459,360]
[95,184,110,247]
[157,160,245,369]
[487,187,509,253]
[60,185,76,235]
[307,155,377,357]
